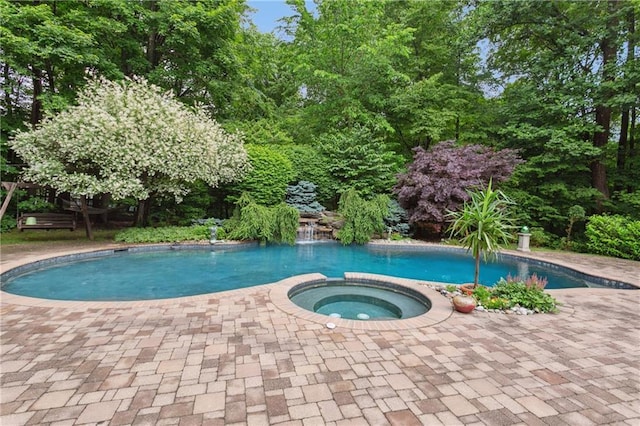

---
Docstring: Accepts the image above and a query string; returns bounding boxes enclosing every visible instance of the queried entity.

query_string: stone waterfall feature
[296,218,333,242]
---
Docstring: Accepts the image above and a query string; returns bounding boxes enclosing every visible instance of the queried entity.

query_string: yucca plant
[447,180,516,288]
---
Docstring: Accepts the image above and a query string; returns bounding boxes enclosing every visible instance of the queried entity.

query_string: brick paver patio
[1,244,639,425]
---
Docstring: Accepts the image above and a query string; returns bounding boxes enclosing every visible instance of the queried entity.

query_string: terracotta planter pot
[460,283,476,296]
[452,295,476,313]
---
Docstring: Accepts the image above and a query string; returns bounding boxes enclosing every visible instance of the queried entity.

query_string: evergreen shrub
[285,181,325,216]
[384,200,411,237]
[233,145,295,206]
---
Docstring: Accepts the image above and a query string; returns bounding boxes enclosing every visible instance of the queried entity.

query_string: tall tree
[384,0,491,153]
[140,0,247,118]
[318,125,404,205]
[284,0,413,136]
[477,0,639,205]
[1,0,249,125]
[1,0,112,125]
[493,81,603,232]
[614,5,639,194]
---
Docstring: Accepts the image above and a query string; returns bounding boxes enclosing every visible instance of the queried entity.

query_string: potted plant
[452,294,477,313]
[447,180,516,291]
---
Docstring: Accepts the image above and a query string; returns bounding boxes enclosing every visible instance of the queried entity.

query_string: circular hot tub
[288,279,431,320]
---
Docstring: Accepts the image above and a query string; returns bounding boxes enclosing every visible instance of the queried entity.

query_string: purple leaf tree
[394,141,523,234]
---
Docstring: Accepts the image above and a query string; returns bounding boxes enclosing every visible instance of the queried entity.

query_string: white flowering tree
[10,77,249,239]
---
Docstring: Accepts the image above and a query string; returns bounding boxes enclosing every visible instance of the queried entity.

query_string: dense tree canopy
[2,0,638,245]
[477,0,639,216]
[0,0,248,124]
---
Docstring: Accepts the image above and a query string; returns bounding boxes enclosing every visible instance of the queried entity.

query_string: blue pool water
[1,243,599,301]
[289,281,430,320]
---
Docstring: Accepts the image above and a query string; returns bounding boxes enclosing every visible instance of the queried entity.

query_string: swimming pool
[0,242,631,301]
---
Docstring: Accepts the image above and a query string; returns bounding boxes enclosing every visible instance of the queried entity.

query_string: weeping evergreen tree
[272,203,301,245]
[337,189,389,245]
[226,193,299,245]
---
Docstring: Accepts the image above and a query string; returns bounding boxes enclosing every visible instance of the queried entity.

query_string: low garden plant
[450,273,559,314]
[492,275,559,313]
[470,285,492,306]
[445,284,458,293]
[114,225,210,243]
[484,296,511,310]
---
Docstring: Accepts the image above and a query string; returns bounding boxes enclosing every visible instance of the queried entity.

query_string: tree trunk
[616,6,636,191]
[3,63,12,116]
[100,193,111,224]
[628,5,637,168]
[146,1,160,69]
[630,107,637,159]
[147,33,157,67]
[45,60,55,95]
[591,0,618,202]
[30,67,43,127]
[136,198,150,227]
[473,253,480,288]
[591,106,611,201]
[81,195,94,240]
[618,110,629,171]
[630,106,637,193]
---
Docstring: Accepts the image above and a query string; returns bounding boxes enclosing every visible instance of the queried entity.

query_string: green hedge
[233,144,295,206]
[585,215,640,260]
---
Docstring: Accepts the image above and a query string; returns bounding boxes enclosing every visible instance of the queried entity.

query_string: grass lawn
[0,228,119,246]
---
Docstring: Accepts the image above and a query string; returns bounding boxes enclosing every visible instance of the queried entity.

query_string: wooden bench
[17,213,76,231]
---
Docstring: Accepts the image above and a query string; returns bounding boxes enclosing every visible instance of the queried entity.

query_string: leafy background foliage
[114,225,210,244]
[2,0,638,259]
